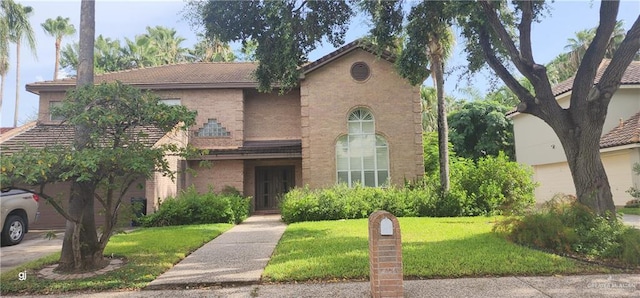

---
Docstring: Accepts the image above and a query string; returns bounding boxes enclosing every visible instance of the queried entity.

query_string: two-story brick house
[1,40,424,227]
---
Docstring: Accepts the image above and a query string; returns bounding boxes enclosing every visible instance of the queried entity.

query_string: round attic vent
[350,62,370,81]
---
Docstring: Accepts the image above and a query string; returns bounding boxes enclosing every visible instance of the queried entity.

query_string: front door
[255,166,295,210]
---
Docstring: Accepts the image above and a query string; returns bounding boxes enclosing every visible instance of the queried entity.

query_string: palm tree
[422,7,456,192]
[564,28,595,69]
[144,26,188,65]
[41,16,76,80]
[0,11,9,112]
[188,33,235,62]
[2,0,37,127]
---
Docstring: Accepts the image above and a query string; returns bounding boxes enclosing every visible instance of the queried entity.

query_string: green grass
[263,217,611,282]
[0,223,232,295]
[618,207,640,216]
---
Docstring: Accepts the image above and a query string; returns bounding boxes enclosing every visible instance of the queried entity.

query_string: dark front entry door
[255,166,295,210]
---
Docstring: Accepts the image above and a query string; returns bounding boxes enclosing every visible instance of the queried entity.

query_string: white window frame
[336,108,389,187]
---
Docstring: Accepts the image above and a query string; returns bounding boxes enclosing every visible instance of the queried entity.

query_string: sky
[1,0,639,128]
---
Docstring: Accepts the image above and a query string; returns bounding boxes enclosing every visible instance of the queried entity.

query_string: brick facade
[301,49,424,188]
[11,40,425,227]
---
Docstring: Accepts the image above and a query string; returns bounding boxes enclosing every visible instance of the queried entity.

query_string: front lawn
[262,217,611,281]
[0,223,232,295]
[619,207,640,216]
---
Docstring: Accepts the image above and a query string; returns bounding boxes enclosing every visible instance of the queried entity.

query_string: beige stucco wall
[300,49,424,188]
[244,89,301,141]
[532,148,639,206]
[513,86,640,166]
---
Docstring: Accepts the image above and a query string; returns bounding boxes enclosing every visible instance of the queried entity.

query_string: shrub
[454,152,536,215]
[494,194,640,266]
[140,186,250,227]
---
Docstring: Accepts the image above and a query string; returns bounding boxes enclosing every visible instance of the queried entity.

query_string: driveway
[0,230,63,274]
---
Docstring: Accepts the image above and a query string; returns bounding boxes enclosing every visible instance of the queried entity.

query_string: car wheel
[2,215,26,246]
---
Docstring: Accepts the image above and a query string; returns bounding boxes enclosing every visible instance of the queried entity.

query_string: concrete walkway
[622,214,639,229]
[146,214,286,289]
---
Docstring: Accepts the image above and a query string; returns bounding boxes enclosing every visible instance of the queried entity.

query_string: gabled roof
[552,59,640,97]
[0,124,167,154]
[300,39,396,75]
[26,39,397,94]
[600,112,640,149]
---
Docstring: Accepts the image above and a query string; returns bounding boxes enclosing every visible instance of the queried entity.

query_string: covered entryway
[255,166,295,211]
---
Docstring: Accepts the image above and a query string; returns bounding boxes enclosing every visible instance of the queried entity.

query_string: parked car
[1,189,40,246]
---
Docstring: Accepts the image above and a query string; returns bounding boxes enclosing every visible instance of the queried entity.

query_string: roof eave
[26,82,262,94]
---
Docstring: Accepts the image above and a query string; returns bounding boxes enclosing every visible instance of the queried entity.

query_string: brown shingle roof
[0,124,167,154]
[600,112,640,149]
[0,127,15,135]
[26,39,398,94]
[552,59,640,96]
[26,62,259,94]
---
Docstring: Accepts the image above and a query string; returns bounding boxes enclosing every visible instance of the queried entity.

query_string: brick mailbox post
[368,210,403,298]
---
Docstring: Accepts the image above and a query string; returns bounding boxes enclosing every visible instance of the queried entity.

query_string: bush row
[280,152,536,223]
[140,186,250,227]
[494,194,640,266]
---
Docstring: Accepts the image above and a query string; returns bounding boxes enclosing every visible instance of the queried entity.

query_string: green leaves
[2,82,196,196]
[192,0,353,92]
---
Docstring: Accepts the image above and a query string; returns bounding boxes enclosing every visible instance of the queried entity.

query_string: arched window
[336,108,389,187]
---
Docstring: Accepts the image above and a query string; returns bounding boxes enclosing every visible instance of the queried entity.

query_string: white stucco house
[510,60,640,206]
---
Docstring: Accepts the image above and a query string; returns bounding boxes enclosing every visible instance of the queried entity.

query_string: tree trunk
[552,109,616,215]
[431,44,450,192]
[54,38,61,80]
[58,0,103,272]
[13,40,20,127]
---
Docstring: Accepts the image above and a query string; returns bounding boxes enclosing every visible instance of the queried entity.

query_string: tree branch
[479,1,531,77]
[518,1,534,64]
[592,14,640,104]
[571,0,619,108]
[6,185,79,223]
[478,28,537,115]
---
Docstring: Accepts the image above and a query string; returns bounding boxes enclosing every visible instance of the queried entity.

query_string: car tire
[1,215,26,246]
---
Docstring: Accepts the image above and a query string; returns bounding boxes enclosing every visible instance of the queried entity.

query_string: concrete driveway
[0,230,63,274]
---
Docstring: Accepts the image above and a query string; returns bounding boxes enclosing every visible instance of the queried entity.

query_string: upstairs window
[336,108,389,187]
[50,101,64,121]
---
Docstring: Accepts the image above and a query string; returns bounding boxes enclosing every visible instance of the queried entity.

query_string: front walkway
[145,215,286,289]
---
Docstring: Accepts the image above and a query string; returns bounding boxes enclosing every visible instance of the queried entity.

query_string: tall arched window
[336,108,389,187]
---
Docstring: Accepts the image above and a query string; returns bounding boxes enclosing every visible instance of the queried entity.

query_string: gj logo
[18,271,27,281]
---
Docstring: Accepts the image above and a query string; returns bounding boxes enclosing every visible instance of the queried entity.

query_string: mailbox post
[368,210,403,298]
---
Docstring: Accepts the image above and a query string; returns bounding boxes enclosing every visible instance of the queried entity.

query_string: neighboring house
[1,40,424,228]
[510,60,640,206]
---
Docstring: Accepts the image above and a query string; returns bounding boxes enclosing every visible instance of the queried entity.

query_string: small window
[159,98,181,106]
[197,118,231,137]
[50,101,64,121]
[350,62,370,81]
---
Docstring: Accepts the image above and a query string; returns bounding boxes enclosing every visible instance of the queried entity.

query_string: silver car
[1,189,40,246]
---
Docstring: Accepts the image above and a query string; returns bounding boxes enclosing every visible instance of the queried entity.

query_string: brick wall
[158,89,244,149]
[301,49,424,188]
[244,89,301,141]
[185,159,244,195]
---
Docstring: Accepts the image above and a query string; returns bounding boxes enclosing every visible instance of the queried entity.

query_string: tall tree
[454,0,640,215]
[188,33,235,62]
[448,100,515,160]
[190,0,639,214]
[0,9,8,113]
[2,0,37,127]
[41,16,76,80]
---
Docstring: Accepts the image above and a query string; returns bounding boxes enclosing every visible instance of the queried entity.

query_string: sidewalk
[146,214,286,289]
